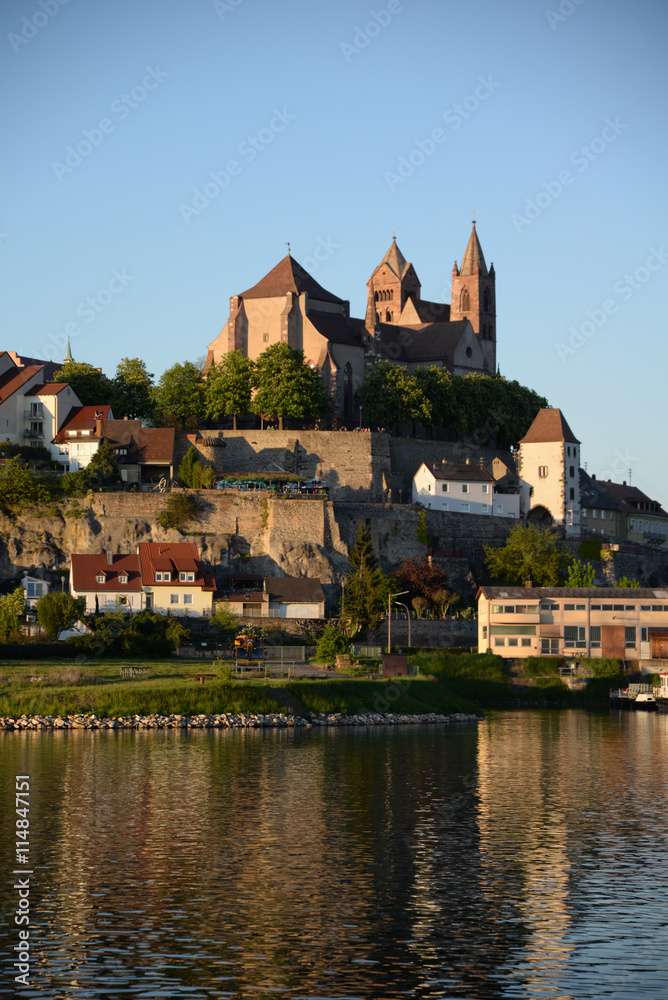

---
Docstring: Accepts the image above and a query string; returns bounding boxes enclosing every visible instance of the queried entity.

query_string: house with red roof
[52,405,114,471]
[0,352,87,458]
[101,419,175,485]
[70,543,216,615]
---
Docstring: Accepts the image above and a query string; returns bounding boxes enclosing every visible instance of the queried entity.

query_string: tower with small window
[365,237,421,327]
[450,221,496,371]
[518,408,581,537]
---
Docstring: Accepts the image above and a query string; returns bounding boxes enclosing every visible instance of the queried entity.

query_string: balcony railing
[24,409,44,420]
[23,429,44,440]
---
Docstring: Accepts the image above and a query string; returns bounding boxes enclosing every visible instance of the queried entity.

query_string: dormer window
[96,574,105,584]
[179,571,195,582]
[119,574,128,585]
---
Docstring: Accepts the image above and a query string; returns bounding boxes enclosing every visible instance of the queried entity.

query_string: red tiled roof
[24,382,70,396]
[240,255,345,305]
[101,420,175,464]
[596,479,668,519]
[0,365,43,403]
[519,408,580,445]
[137,543,215,590]
[53,405,112,442]
[71,554,142,592]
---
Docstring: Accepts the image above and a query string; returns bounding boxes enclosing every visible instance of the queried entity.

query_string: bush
[578,539,602,561]
[523,656,564,677]
[158,492,202,531]
[315,625,349,662]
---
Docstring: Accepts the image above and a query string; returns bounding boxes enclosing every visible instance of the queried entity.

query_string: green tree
[165,618,192,651]
[153,361,205,429]
[87,438,120,484]
[615,576,641,588]
[36,592,86,640]
[315,625,349,662]
[484,522,568,587]
[0,586,26,641]
[566,559,596,587]
[251,343,330,430]
[360,361,431,427]
[205,352,255,429]
[210,602,239,640]
[110,357,154,419]
[0,458,52,511]
[50,362,112,406]
[340,523,393,636]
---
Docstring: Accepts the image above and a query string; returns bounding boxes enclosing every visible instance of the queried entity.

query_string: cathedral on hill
[205,222,497,423]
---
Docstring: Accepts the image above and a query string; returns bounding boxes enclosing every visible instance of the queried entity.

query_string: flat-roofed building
[477,585,668,660]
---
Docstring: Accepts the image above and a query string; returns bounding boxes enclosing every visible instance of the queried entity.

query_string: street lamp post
[359,404,363,430]
[394,600,411,648]
[387,590,409,654]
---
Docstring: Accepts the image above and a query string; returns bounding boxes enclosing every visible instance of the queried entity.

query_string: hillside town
[2,229,668,670]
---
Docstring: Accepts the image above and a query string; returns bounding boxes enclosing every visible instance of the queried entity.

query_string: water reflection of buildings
[475,713,577,993]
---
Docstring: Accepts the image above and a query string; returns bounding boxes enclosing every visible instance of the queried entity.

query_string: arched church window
[374,291,379,302]
[460,288,470,312]
[386,310,392,322]
[483,288,491,313]
[389,289,393,300]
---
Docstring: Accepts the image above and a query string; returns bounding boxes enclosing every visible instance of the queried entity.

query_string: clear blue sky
[3,0,667,501]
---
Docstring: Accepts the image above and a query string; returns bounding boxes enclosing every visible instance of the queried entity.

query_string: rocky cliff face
[0,492,517,611]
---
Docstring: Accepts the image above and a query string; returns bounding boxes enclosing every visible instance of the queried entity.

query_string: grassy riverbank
[0,651,628,720]
[0,660,478,720]
[410,651,628,707]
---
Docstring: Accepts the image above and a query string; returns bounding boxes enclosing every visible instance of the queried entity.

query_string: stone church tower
[365,237,422,327]
[450,221,496,372]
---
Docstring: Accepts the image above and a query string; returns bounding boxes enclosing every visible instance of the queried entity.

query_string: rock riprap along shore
[0,711,481,731]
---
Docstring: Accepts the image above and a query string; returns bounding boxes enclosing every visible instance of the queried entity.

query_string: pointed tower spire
[64,338,74,363]
[450,219,496,371]
[459,220,488,275]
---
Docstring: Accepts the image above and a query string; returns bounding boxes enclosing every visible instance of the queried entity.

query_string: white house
[69,543,216,616]
[52,405,114,471]
[22,575,49,608]
[412,460,519,517]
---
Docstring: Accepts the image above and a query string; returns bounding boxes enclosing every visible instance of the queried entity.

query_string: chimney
[106,550,113,566]
[623,481,626,486]
[95,415,103,436]
[525,580,532,588]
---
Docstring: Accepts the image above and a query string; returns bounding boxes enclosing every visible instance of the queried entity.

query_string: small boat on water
[655,673,668,714]
[610,683,657,712]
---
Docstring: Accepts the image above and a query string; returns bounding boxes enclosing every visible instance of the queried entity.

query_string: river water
[1,710,668,999]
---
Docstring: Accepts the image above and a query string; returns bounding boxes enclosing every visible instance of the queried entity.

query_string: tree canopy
[484,523,568,587]
[251,343,330,430]
[50,361,112,407]
[178,446,216,488]
[152,361,205,429]
[360,361,432,426]
[110,357,154,419]
[205,352,254,429]
[359,364,547,445]
[36,592,86,640]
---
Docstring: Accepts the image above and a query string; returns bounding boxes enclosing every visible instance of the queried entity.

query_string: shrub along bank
[412,651,627,707]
